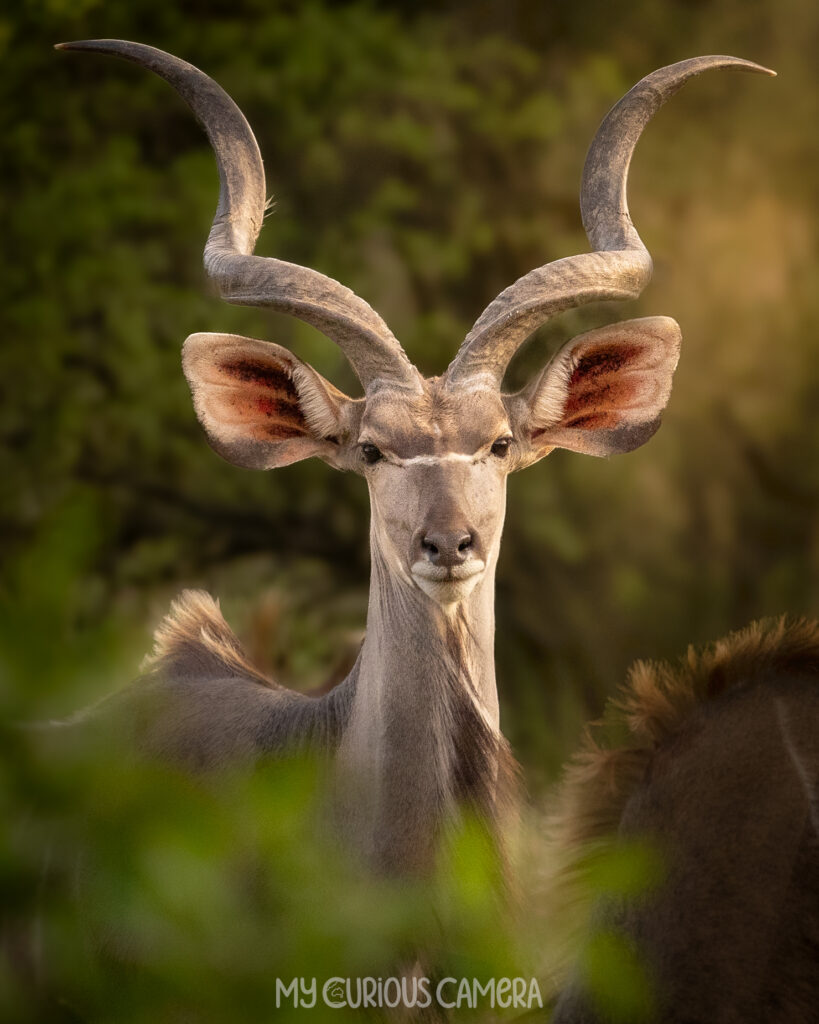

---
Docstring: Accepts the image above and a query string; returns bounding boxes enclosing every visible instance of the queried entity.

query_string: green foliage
[581,931,654,1023]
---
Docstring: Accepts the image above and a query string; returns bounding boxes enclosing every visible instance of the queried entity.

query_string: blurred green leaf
[582,930,654,1023]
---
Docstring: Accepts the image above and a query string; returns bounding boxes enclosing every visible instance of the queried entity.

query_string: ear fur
[182,333,359,469]
[510,316,681,462]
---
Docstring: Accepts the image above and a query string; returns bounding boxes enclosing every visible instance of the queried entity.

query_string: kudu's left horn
[56,39,420,393]
[445,55,775,388]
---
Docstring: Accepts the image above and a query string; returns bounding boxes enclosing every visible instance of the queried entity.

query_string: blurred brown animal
[550,618,819,1023]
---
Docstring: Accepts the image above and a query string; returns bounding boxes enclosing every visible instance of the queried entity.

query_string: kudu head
[58,42,773,610]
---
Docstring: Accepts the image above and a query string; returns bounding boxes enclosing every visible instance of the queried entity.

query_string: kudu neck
[363,540,499,726]
[335,534,502,875]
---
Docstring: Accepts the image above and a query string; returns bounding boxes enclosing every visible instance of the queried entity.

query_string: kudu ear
[182,333,360,470]
[509,317,681,463]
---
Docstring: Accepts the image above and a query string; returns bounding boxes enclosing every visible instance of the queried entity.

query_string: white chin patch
[410,561,485,606]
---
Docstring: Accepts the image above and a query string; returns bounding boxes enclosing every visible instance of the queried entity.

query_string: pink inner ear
[561,342,647,430]
[524,317,680,456]
[213,358,309,441]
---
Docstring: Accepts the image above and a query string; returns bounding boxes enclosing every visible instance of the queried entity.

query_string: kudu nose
[420,530,474,567]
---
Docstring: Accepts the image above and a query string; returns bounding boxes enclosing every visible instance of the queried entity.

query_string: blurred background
[1,0,817,1019]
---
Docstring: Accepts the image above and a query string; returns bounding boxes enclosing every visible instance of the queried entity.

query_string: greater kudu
[59,42,775,881]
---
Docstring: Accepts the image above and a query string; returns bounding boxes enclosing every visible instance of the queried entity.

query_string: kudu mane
[144,590,275,688]
[435,608,521,818]
[549,616,819,852]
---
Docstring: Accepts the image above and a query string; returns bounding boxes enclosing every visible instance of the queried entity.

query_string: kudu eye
[490,437,512,458]
[361,443,383,465]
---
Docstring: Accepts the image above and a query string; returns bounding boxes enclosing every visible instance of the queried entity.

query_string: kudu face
[57,41,773,615]
[358,382,512,606]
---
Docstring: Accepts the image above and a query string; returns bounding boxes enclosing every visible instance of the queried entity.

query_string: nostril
[419,530,475,566]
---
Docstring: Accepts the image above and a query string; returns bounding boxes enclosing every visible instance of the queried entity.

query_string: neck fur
[335,538,507,875]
